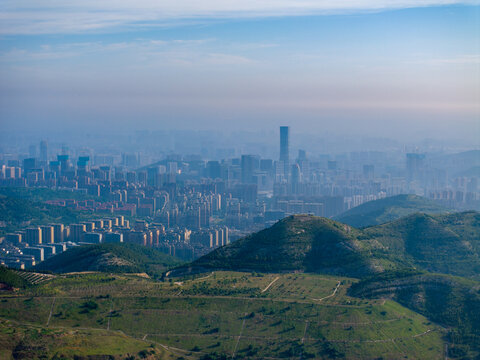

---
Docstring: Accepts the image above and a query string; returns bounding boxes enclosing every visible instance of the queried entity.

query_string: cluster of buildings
[1,215,230,269]
[0,127,479,269]
[1,128,478,221]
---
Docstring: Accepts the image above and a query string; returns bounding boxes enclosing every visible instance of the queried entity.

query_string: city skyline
[2,125,479,269]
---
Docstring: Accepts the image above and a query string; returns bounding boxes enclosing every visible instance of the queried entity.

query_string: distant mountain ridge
[335,194,448,228]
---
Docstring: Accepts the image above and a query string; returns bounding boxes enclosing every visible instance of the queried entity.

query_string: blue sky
[0,1,479,140]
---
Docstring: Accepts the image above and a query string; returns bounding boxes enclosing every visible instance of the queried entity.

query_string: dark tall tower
[280,126,289,176]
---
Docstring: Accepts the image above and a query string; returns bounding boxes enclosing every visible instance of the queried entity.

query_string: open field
[0,271,446,359]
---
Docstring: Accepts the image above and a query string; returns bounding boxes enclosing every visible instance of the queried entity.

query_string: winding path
[261,276,280,293]
[311,281,341,302]
[46,297,56,327]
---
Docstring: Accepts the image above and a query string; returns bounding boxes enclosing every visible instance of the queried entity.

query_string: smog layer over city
[0,1,479,359]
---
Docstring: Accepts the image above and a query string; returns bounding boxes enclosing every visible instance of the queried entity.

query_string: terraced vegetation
[13,271,56,285]
[0,271,447,359]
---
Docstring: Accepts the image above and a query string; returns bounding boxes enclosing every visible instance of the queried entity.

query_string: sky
[0,1,479,141]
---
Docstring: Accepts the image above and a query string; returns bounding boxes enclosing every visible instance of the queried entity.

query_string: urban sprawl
[1,127,478,269]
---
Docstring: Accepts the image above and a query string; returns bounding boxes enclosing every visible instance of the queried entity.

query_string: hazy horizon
[1,1,479,143]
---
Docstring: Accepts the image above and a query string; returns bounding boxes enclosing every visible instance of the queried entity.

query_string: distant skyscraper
[280,126,289,176]
[23,158,37,175]
[207,160,221,179]
[406,153,425,182]
[40,140,48,163]
[241,155,258,184]
[147,166,159,187]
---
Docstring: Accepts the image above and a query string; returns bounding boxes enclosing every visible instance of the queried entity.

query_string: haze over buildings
[2,125,479,269]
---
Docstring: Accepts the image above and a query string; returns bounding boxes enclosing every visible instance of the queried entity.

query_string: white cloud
[0,39,257,68]
[0,0,478,35]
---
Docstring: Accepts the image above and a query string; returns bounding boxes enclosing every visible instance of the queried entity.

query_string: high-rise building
[280,126,290,177]
[406,153,425,182]
[40,225,54,244]
[70,224,86,242]
[57,155,70,174]
[206,161,221,179]
[52,224,64,243]
[77,156,90,171]
[241,155,258,184]
[23,158,37,175]
[26,227,42,244]
[40,140,48,163]
[147,167,159,187]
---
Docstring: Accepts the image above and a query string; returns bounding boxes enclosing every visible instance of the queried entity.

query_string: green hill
[35,243,183,278]
[335,194,448,228]
[174,212,480,280]
[175,215,402,278]
[364,211,480,279]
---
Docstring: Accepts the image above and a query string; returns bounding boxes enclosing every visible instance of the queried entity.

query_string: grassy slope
[187,215,390,278]
[35,243,183,278]
[183,212,480,279]
[0,272,446,359]
[349,271,480,358]
[335,194,448,228]
[0,319,177,360]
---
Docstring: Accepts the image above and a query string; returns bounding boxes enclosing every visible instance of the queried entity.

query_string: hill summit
[174,215,388,278]
[172,211,480,279]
